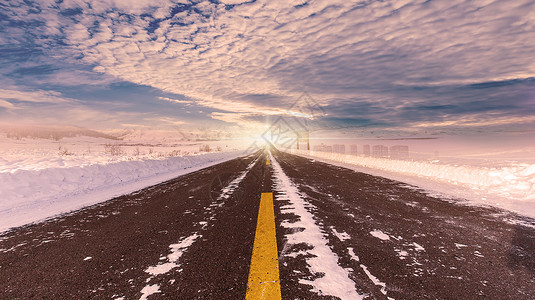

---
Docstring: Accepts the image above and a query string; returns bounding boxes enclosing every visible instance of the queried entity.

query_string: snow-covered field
[0,132,252,232]
[0,133,242,173]
[290,149,535,218]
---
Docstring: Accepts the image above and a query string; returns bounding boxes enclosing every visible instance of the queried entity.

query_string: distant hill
[105,129,193,143]
[106,128,231,143]
[0,124,120,141]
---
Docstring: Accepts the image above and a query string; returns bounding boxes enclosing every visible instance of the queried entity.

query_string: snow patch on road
[395,249,409,259]
[332,228,351,241]
[145,233,200,276]
[348,247,391,298]
[271,155,363,300]
[370,230,390,241]
[412,242,425,252]
[140,232,200,299]
[348,247,359,262]
[139,284,160,300]
[216,156,258,202]
[361,264,387,296]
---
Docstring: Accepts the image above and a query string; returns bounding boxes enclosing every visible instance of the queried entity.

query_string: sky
[1,0,535,138]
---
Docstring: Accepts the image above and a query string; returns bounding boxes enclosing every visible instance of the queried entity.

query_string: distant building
[349,145,358,155]
[296,131,310,150]
[372,145,389,157]
[313,143,332,152]
[363,144,371,156]
[333,144,345,154]
[390,145,409,158]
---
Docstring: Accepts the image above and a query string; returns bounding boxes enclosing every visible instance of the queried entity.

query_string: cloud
[411,114,535,128]
[1,0,535,132]
[0,88,75,104]
[0,100,16,109]
[156,117,186,126]
[0,99,181,130]
[210,111,268,133]
[218,0,253,5]
[158,97,192,105]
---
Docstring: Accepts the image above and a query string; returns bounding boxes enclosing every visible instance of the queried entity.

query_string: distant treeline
[0,125,119,141]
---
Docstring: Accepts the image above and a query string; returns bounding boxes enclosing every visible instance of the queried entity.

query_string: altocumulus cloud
[1,0,535,131]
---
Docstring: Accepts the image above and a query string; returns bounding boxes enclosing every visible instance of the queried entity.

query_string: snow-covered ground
[0,132,252,232]
[0,133,245,173]
[290,149,535,218]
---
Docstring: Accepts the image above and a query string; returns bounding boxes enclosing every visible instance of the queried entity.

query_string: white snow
[139,284,160,300]
[271,154,364,300]
[216,156,258,202]
[0,132,248,173]
[395,249,409,259]
[145,233,200,276]
[83,256,92,261]
[348,247,360,261]
[370,230,390,241]
[474,251,484,258]
[412,242,425,252]
[290,149,535,218]
[332,228,351,241]
[360,264,387,295]
[139,232,200,299]
[145,263,176,276]
[0,149,249,232]
[347,247,389,298]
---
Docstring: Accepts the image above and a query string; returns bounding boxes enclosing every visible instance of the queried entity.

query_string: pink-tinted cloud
[1,0,534,132]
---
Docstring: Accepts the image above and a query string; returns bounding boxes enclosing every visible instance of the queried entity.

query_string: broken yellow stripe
[245,192,281,300]
[266,159,270,165]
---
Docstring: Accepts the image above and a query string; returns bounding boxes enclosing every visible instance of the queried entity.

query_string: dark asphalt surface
[1,149,534,299]
[273,150,535,300]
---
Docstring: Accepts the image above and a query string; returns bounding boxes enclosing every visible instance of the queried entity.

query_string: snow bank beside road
[290,149,535,218]
[0,151,245,232]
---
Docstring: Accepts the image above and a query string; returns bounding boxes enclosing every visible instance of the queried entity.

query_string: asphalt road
[1,149,534,299]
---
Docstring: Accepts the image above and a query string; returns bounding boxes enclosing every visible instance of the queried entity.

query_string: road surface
[1,149,534,299]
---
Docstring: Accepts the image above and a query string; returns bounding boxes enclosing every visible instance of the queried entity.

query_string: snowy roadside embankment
[0,151,246,232]
[290,149,535,218]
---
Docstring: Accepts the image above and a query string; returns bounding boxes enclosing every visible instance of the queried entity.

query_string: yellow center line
[266,159,270,165]
[245,192,281,300]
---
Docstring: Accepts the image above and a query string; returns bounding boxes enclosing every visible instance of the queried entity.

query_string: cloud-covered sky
[1,0,535,135]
